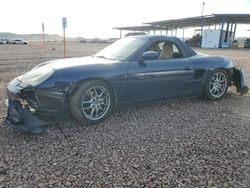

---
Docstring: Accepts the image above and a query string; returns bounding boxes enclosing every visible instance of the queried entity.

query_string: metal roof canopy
[114,25,153,31]
[113,25,155,31]
[114,14,250,31]
[147,14,250,29]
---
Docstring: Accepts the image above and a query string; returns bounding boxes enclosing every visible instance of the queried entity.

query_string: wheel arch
[67,78,119,107]
[202,68,229,100]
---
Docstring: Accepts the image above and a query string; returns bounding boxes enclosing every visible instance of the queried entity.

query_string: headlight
[19,69,55,87]
[29,69,55,87]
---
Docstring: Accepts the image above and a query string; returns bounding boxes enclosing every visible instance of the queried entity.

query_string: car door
[146,57,194,98]
[151,42,196,98]
[127,41,195,101]
[126,60,158,102]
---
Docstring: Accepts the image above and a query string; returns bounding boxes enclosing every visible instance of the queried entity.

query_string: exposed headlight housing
[19,69,55,87]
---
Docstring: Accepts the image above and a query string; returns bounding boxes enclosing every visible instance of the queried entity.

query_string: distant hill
[0,32,118,43]
[0,32,65,41]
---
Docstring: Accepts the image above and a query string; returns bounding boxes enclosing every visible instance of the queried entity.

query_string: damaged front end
[5,99,46,133]
[5,78,69,133]
[230,68,249,95]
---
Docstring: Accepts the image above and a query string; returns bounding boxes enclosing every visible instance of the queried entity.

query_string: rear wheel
[69,80,114,125]
[204,69,229,100]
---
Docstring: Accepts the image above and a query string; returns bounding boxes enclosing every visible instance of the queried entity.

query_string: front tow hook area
[5,99,46,133]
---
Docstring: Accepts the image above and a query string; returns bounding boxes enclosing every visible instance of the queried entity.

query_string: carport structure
[114,14,250,48]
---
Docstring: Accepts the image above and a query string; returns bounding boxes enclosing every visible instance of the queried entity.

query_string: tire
[69,80,114,125]
[204,69,229,101]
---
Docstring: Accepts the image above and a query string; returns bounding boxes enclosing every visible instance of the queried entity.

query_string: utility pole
[200,2,205,47]
[42,23,45,50]
[62,17,67,58]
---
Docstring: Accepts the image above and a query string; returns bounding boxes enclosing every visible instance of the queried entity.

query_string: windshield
[95,37,146,61]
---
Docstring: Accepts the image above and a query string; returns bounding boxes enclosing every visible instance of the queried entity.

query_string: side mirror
[141,51,160,61]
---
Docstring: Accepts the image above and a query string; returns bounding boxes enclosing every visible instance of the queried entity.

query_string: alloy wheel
[209,72,227,98]
[81,86,110,121]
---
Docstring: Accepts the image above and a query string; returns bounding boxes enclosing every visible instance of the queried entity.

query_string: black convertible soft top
[135,35,197,58]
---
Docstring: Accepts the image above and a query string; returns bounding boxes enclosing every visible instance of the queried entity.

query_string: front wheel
[69,80,114,125]
[204,69,229,100]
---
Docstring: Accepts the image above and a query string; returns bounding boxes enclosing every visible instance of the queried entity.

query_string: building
[114,14,250,48]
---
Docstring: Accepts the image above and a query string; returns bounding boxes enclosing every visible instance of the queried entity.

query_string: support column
[120,30,122,38]
[230,23,234,37]
[233,24,237,40]
[224,22,230,42]
[219,19,225,48]
[182,28,185,41]
[175,29,177,37]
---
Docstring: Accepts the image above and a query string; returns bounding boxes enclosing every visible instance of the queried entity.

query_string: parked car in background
[11,39,29,45]
[3,39,10,44]
[244,38,250,48]
[0,39,7,44]
[125,32,147,37]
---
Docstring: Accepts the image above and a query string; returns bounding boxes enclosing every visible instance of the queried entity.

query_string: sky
[1,0,250,39]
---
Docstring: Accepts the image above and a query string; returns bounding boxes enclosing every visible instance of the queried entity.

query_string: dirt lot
[0,42,249,187]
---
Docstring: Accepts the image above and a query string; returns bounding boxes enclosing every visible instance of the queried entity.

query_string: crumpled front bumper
[5,99,46,133]
[5,78,68,133]
[231,68,249,95]
[6,78,68,115]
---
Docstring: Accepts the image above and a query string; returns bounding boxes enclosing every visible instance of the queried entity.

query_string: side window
[172,44,183,58]
[158,42,165,51]
[145,42,161,53]
[145,41,183,59]
[158,42,183,59]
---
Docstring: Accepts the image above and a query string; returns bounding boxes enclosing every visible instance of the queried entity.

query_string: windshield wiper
[95,55,108,60]
[94,55,118,61]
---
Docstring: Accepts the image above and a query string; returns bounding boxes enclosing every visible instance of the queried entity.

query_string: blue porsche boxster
[6,35,248,126]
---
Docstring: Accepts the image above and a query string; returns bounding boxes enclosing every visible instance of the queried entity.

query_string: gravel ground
[0,42,249,187]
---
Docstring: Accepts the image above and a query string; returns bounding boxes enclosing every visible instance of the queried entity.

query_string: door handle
[184,66,193,70]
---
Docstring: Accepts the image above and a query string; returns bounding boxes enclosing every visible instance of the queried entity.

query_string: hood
[33,56,114,70]
[15,56,115,88]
